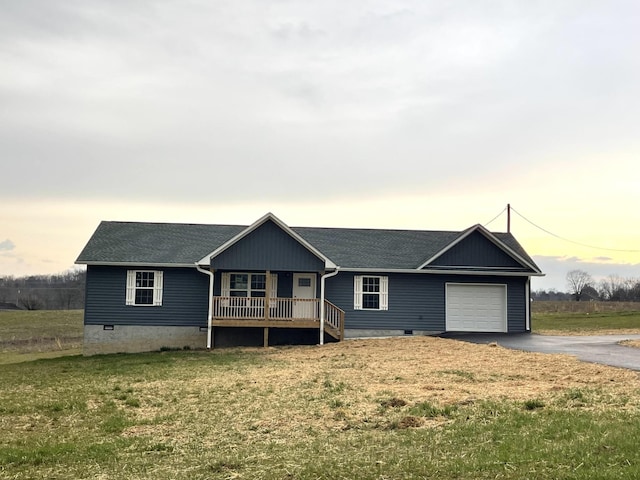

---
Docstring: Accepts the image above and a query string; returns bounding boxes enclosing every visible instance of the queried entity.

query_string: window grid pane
[136,271,154,288]
[135,289,154,305]
[362,293,380,309]
[230,274,248,290]
[362,277,380,293]
[251,274,266,290]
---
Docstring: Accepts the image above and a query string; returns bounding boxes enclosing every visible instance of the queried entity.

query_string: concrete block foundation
[84,325,207,355]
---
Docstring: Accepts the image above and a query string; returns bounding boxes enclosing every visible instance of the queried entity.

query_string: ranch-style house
[76,212,543,355]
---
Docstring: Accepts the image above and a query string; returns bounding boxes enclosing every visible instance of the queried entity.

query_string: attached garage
[446,283,507,332]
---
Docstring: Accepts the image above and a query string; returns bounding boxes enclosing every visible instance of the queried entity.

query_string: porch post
[265,270,270,321]
[263,327,269,347]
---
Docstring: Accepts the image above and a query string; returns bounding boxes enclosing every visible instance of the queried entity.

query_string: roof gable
[198,213,336,269]
[419,224,541,273]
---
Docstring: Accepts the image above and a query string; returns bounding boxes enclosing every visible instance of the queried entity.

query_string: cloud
[1,1,640,205]
[0,239,15,251]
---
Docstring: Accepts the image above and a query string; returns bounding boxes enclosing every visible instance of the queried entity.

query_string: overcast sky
[1,0,639,291]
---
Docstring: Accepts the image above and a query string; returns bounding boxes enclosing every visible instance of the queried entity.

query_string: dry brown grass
[621,339,640,349]
[113,336,640,443]
[264,336,638,404]
[537,328,640,336]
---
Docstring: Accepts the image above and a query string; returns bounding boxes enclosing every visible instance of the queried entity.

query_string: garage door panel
[446,284,506,332]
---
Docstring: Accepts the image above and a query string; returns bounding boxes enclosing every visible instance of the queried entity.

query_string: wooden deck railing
[211,296,345,339]
[324,300,345,338]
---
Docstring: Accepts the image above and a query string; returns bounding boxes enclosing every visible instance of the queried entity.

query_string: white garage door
[446,284,507,332]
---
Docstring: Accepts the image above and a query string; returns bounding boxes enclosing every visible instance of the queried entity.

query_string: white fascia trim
[78,261,197,268]
[417,224,542,274]
[337,267,544,277]
[196,212,337,269]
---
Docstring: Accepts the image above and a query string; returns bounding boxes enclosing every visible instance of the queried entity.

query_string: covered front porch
[197,212,345,348]
[211,296,344,344]
[202,270,344,347]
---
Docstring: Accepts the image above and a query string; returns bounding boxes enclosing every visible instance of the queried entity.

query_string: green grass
[0,350,639,479]
[532,310,640,333]
[0,310,83,364]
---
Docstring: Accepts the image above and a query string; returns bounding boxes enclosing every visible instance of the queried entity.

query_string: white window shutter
[153,271,164,306]
[380,276,389,311]
[221,272,230,307]
[221,272,230,296]
[354,275,362,310]
[125,270,135,305]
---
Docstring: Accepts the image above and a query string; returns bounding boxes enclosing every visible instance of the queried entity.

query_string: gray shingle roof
[76,222,245,265]
[76,220,539,272]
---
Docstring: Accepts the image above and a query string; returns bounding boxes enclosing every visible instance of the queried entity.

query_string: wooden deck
[211,296,345,343]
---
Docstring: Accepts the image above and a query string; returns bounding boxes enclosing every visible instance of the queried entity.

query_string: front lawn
[1,336,639,479]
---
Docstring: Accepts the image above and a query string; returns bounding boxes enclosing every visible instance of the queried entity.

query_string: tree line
[0,268,86,310]
[533,269,640,302]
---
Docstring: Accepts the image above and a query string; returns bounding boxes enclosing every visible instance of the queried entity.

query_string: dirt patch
[620,340,640,349]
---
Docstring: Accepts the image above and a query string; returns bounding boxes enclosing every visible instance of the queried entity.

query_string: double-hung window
[354,275,388,310]
[222,272,278,300]
[228,273,267,297]
[126,270,163,306]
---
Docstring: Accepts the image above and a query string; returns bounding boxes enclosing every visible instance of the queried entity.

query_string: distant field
[532,300,640,314]
[532,302,640,334]
[0,310,83,363]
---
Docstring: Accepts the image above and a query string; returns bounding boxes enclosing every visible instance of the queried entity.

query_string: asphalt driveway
[441,333,640,371]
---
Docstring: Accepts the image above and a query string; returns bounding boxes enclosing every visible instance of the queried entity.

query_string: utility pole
[507,203,511,233]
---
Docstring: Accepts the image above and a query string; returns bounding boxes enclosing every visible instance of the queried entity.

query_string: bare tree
[599,275,624,301]
[566,269,593,301]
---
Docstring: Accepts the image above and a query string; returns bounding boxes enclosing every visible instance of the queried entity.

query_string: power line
[509,206,640,253]
[483,207,507,228]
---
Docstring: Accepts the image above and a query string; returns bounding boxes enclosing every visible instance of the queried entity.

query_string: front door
[292,273,317,319]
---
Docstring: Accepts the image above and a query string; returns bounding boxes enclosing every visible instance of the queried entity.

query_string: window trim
[354,275,388,311]
[126,270,163,306]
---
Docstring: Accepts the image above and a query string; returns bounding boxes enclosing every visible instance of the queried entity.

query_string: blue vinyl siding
[430,231,524,269]
[326,272,528,333]
[84,265,209,327]
[211,220,325,272]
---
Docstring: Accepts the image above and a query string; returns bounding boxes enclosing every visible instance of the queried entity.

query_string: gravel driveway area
[441,333,640,371]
